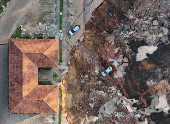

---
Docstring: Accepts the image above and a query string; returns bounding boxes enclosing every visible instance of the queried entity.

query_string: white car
[68,25,80,35]
[101,66,112,76]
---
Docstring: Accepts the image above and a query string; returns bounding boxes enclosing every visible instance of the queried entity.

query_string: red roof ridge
[11,100,56,113]
[23,54,38,68]
[25,53,56,67]
[43,53,57,67]
[43,86,58,100]
[24,85,58,100]
[43,39,58,66]
[42,53,57,67]
[43,39,58,53]
[44,101,57,113]
[9,38,56,54]
[43,86,59,113]
[11,99,24,113]
[22,85,39,100]
[11,85,39,113]
[43,100,57,113]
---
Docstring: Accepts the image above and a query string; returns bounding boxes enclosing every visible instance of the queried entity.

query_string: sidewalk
[62,0,85,63]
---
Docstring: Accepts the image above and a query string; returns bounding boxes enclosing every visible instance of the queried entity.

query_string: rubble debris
[136,46,158,61]
[153,20,159,26]
[61,0,170,123]
[99,98,118,117]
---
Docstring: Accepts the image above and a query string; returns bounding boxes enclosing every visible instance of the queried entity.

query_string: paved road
[0,0,39,44]
[0,45,9,124]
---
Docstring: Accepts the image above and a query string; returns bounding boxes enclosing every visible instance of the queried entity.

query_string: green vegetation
[59,39,63,63]
[59,0,63,63]
[0,0,10,14]
[0,7,3,14]
[42,35,48,39]
[12,26,23,38]
[58,88,62,124]
[41,68,52,70]
[59,0,63,31]
[29,34,35,39]
[60,52,62,63]
[59,12,63,31]
[38,81,53,85]
[160,29,164,35]
[60,0,63,12]
[149,31,153,35]
[53,72,58,78]
[2,0,10,6]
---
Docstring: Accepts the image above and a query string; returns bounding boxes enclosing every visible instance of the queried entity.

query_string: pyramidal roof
[9,38,58,113]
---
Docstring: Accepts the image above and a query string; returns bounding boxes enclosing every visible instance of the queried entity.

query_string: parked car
[68,25,80,35]
[101,66,112,76]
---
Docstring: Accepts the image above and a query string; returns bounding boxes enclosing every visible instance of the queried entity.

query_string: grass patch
[58,88,62,124]
[60,52,62,63]
[60,0,63,12]
[38,81,53,85]
[40,68,52,70]
[53,72,58,78]
[0,0,10,14]
[59,16,63,30]
[29,33,34,39]
[59,0,63,31]
[42,35,48,39]
[12,26,23,38]
[0,6,3,14]
[2,0,10,6]
[59,39,62,63]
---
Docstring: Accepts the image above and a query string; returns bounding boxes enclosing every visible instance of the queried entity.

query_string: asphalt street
[0,45,9,124]
[0,0,39,44]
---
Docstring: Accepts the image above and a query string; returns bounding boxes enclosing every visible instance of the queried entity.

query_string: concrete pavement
[61,0,104,63]
[62,0,85,63]
[84,0,104,22]
[16,114,55,124]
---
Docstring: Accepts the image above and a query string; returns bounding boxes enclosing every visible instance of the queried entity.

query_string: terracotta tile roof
[12,100,56,113]
[25,53,56,67]
[11,39,56,53]
[44,40,59,66]
[9,39,59,113]
[25,85,58,100]
[9,41,23,112]
[22,54,38,97]
[43,87,59,112]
